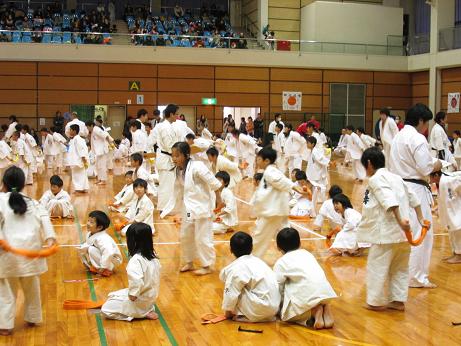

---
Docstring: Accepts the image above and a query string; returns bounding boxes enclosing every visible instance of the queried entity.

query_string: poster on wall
[448,92,460,113]
[282,91,302,111]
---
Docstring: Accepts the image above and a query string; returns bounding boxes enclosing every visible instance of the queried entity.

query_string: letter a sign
[129,81,141,91]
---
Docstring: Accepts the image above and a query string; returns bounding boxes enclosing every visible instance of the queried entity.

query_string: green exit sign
[202,98,217,105]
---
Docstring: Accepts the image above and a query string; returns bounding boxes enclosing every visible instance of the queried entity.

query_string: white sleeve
[36,202,56,241]
[39,191,51,207]
[195,163,222,191]
[133,199,154,223]
[414,142,435,176]
[127,257,144,297]
[265,168,295,192]
[95,236,118,270]
[222,191,236,215]
[221,270,248,312]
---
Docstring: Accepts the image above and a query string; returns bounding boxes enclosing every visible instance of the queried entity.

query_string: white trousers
[408,183,433,286]
[71,166,90,191]
[286,156,302,175]
[180,216,215,267]
[157,169,175,211]
[96,154,108,182]
[352,159,366,180]
[366,243,410,306]
[212,222,229,234]
[79,246,121,271]
[17,159,29,184]
[383,143,391,168]
[243,155,255,178]
[0,276,42,329]
[276,153,286,174]
[449,229,461,254]
[253,215,289,259]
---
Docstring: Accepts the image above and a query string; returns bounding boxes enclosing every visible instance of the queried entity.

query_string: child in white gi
[430,170,461,264]
[10,130,33,185]
[130,153,157,196]
[0,166,56,335]
[206,146,242,190]
[453,130,461,170]
[345,125,366,182]
[357,148,423,311]
[251,147,309,259]
[313,185,344,232]
[39,175,73,218]
[68,124,89,193]
[274,228,336,329]
[289,170,314,217]
[306,136,329,211]
[102,223,160,321]
[40,128,53,170]
[110,171,134,213]
[119,179,155,236]
[220,232,281,322]
[50,126,67,174]
[78,210,122,277]
[0,130,12,178]
[213,171,238,234]
[329,194,369,256]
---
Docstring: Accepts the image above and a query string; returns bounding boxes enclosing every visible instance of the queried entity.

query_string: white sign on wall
[448,92,460,113]
[282,91,302,111]
[136,94,144,105]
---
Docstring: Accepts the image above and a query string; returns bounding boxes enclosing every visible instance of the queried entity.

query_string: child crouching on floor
[39,175,73,218]
[213,171,238,234]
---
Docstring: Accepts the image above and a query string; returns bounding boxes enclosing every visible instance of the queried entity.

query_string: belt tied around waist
[160,150,172,156]
[403,178,431,192]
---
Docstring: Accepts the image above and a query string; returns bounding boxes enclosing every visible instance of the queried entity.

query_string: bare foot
[442,254,457,262]
[387,301,405,311]
[0,329,12,336]
[446,255,461,264]
[146,312,159,320]
[26,322,37,327]
[194,267,212,276]
[410,281,437,289]
[313,305,325,329]
[328,248,342,257]
[322,304,334,329]
[364,304,386,311]
[179,263,194,273]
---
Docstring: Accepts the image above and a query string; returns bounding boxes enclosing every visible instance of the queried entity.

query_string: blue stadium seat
[42,33,52,43]
[12,31,21,43]
[22,31,32,43]
[51,33,62,44]
[74,35,82,44]
[63,32,71,43]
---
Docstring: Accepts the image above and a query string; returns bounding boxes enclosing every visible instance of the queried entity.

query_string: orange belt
[63,300,105,310]
[201,313,227,324]
[0,240,58,258]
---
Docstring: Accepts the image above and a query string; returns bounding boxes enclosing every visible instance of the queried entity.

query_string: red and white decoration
[282,91,302,111]
[448,92,460,113]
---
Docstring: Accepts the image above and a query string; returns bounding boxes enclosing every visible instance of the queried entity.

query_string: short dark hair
[172,141,190,157]
[306,135,317,145]
[276,123,284,130]
[274,113,281,119]
[257,146,277,164]
[15,124,23,132]
[125,170,134,177]
[434,111,446,124]
[164,104,179,118]
[114,139,121,145]
[361,147,385,170]
[454,130,461,136]
[185,133,195,140]
[357,127,365,134]
[9,115,17,122]
[85,120,95,127]
[88,210,111,231]
[153,109,160,116]
[253,172,263,182]
[40,127,48,132]
[285,123,293,131]
[295,170,307,181]
[291,168,300,176]
[137,109,148,118]
[206,147,219,157]
[332,193,353,209]
[405,103,433,127]
[130,152,143,164]
[276,228,300,253]
[144,122,152,129]
[133,178,148,190]
[328,185,342,199]
[230,232,253,258]
[50,175,63,187]
[307,122,315,129]
[130,119,141,130]
[346,125,355,131]
[216,171,230,187]
[380,108,390,116]
[22,124,30,132]
[70,124,80,134]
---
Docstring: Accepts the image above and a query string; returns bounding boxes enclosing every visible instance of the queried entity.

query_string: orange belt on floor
[325,226,341,248]
[0,240,59,258]
[288,215,312,221]
[201,313,227,324]
[63,300,105,310]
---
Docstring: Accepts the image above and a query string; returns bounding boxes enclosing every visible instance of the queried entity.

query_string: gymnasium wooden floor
[1,162,461,346]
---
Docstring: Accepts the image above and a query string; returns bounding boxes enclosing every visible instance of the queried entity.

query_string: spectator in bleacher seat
[174,4,185,18]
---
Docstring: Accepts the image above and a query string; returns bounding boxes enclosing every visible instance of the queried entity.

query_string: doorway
[107,105,126,140]
[223,107,261,131]
[157,105,196,129]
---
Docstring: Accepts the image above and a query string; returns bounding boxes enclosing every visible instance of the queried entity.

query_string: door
[107,105,127,140]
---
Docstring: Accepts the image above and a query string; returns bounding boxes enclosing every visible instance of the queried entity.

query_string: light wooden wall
[242,0,258,30]
[268,0,300,43]
[441,67,461,132]
[0,61,421,135]
[411,71,429,107]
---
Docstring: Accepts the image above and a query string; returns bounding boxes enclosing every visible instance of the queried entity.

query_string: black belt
[160,150,171,156]
[403,178,431,192]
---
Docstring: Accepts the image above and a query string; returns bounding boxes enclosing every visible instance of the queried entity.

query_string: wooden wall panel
[99,77,157,91]
[215,93,269,107]
[441,68,461,83]
[440,67,461,128]
[411,71,429,84]
[158,78,213,92]
[38,76,98,90]
[0,104,36,117]
[0,90,36,103]
[38,62,98,76]
[373,97,411,110]
[99,91,156,105]
[271,68,322,82]
[215,80,269,93]
[441,82,461,96]
[38,91,97,104]
[158,65,214,79]
[412,84,429,97]
[270,94,321,108]
[0,76,36,89]
[324,70,373,84]
[373,84,411,98]
[37,104,70,117]
[270,81,321,94]
[127,105,156,118]
[374,72,410,85]
[0,62,36,75]
[158,92,209,105]
[215,67,269,80]
[99,64,157,78]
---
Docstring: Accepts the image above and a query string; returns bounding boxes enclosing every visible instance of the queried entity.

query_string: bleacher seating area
[0,2,113,44]
[125,4,248,49]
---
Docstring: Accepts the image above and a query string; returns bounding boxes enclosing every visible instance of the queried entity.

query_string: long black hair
[126,223,157,260]
[332,193,353,210]
[172,141,191,175]
[2,166,27,215]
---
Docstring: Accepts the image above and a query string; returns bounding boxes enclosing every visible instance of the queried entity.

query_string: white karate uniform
[453,138,461,169]
[210,155,242,190]
[306,146,329,209]
[289,184,314,217]
[274,249,337,323]
[0,139,12,178]
[41,133,53,168]
[224,133,238,162]
[23,133,37,177]
[313,199,343,230]
[379,117,398,165]
[219,254,281,322]
[87,152,96,178]
[13,137,33,184]
[134,166,157,196]
[4,121,17,140]
[238,133,257,178]
[39,189,73,217]
[212,187,238,233]
[78,231,122,271]
[121,194,155,236]
[331,208,369,252]
[333,134,347,157]
[201,127,213,140]
[101,254,160,321]
[0,194,56,330]
[68,135,90,191]
[251,164,294,258]
[112,183,135,213]
[114,143,129,161]
[51,132,67,170]
[438,172,461,254]
[360,133,377,148]
[155,120,176,211]
[172,119,194,141]
[161,160,222,267]
[389,125,435,287]
[346,132,366,180]
[273,132,286,172]
[130,129,148,154]
[65,118,89,138]
[91,126,111,182]
[284,131,306,174]
[268,120,284,135]
[357,168,420,306]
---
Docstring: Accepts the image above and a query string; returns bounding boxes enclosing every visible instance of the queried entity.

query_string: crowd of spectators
[125,3,248,49]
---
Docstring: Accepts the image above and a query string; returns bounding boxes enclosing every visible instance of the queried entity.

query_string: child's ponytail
[2,166,27,215]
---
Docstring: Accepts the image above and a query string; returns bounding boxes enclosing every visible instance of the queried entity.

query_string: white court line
[235,196,325,239]
[434,233,449,236]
